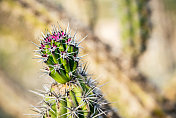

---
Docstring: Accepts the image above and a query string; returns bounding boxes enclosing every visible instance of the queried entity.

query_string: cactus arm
[30,24,109,118]
[118,0,151,60]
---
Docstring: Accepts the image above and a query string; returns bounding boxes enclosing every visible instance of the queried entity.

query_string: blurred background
[0,0,176,118]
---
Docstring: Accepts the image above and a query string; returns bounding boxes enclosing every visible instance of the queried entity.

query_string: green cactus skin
[30,24,108,118]
[39,27,80,84]
[118,0,152,60]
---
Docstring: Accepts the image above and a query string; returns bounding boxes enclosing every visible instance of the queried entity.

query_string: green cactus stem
[118,0,152,62]
[29,24,109,118]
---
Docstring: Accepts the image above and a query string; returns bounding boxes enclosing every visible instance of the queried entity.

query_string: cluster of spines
[29,74,107,118]
[29,24,108,118]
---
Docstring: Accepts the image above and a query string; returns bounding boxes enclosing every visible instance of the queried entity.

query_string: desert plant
[118,0,152,64]
[29,24,110,118]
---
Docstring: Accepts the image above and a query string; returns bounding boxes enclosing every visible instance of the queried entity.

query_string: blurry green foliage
[163,0,176,13]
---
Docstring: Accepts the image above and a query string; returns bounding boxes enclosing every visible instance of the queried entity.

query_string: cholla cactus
[118,0,152,61]
[30,24,109,118]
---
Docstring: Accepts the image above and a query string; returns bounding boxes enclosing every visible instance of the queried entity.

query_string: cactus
[30,24,109,118]
[118,0,152,62]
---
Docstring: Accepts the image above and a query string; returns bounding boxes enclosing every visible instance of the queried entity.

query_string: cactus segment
[37,79,105,118]
[118,0,151,58]
[31,24,109,118]
[38,28,80,84]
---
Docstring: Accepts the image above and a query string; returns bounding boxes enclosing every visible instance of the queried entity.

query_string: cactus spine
[119,0,151,62]
[30,24,108,118]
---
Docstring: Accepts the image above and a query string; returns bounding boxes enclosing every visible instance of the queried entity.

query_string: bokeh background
[0,0,176,118]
